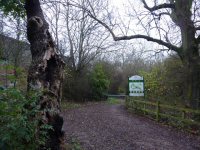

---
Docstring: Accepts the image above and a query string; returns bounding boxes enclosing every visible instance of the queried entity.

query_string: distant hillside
[0,34,31,88]
[0,34,31,68]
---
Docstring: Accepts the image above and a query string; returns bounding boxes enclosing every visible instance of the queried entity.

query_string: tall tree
[25,0,65,149]
[44,0,113,73]
[79,0,200,108]
[0,0,65,149]
[64,0,111,73]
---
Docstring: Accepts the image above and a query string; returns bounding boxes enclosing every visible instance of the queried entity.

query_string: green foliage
[65,137,82,150]
[162,57,185,99]
[63,68,91,101]
[139,56,185,105]
[63,64,110,101]
[90,64,110,100]
[0,88,51,149]
[139,64,164,100]
[0,0,25,18]
[70,138,82,150]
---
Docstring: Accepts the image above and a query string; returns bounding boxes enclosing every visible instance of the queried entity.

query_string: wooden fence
[126,96,200,132]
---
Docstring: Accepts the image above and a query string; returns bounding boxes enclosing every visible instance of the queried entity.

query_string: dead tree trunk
[25,0,65,149]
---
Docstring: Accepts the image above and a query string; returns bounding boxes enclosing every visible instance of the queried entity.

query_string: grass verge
[106,98,122,105]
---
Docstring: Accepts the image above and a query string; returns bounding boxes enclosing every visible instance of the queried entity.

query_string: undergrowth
[0,88,51,149]
[65,137,82,150]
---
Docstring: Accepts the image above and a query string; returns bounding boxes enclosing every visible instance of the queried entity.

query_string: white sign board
[129,75,144,96]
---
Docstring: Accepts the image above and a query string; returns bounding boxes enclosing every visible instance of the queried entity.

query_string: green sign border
[128,78,145,97]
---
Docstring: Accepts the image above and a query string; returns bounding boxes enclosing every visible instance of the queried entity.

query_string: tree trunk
[25,0,65,149]
[184,58,200,109]
[171,0,200,109]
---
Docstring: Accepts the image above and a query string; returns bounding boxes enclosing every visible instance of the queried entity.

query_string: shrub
[139,56,186,106]
[0,88,51,149]
[62,68,91,101]
[90,64,110,100]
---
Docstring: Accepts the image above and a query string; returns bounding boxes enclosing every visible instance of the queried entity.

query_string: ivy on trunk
[25,0,65,149]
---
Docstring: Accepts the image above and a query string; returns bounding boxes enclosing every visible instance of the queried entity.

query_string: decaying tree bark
[25,0,65,149]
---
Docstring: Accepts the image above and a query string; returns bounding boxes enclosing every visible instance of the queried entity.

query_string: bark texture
[25,0,65,149]
[171,0,200,108]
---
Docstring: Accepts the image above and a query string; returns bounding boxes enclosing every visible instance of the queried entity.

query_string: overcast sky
[109,0,176,59]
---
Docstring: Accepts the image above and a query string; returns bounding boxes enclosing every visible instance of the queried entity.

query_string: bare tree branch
[141,0,175,12]
[47,1,180,54]
[195,26,200,30]
[87,10,180,53]
[115,34,180,52]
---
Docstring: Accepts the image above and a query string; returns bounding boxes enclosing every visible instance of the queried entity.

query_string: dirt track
[62,103,200,150]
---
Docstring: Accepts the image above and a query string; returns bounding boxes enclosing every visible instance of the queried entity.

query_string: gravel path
[62,103,200,150]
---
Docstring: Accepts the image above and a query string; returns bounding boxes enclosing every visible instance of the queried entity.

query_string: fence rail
[106,94,126,99]
[126,97,200,130]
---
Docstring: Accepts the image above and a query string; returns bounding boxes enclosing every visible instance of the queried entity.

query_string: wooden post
[133,99,136,111]
[182,110,186,119]
[143,79,146,115]
[126,96,129,107]
[125,96,127,107]
[128,96,130,109]
[144,103,146,115]
[156,101,160,122]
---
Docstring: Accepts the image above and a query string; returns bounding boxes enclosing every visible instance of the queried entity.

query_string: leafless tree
[64,0,114,72]
[43,1,63,51]
[43,0,116,74]
[73,0,200,108]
